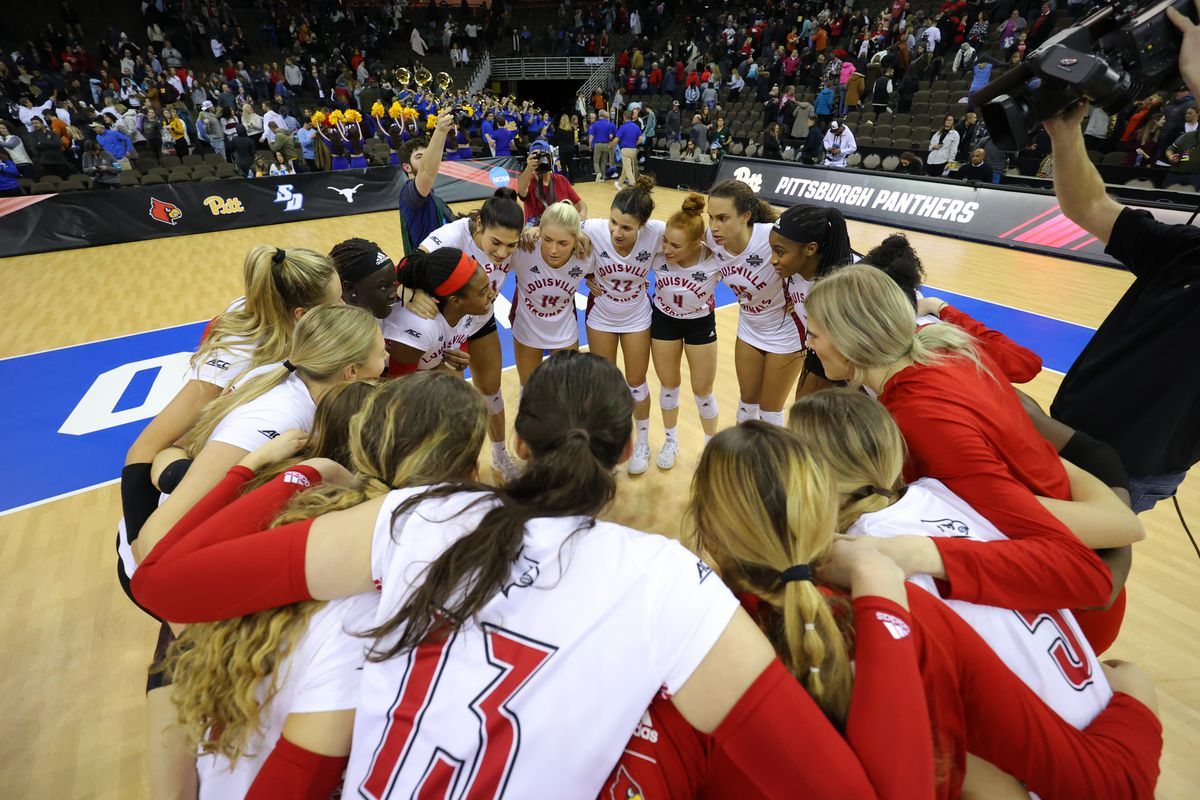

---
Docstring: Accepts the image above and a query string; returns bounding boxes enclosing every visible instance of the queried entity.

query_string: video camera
[974,0,1197,151]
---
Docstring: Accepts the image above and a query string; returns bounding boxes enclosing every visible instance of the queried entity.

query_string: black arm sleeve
[1061,430,1130,493]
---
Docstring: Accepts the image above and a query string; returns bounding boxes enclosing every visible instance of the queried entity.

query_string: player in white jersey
[118,246,341,615]
[384,248,495,373]
[791,389,1139,730]
[155,374,484,800]
[581,175,664,474]
[130,351,930,798]
[328,237,402,320]
[416,190,524,481]
[649,193,722,470]
[509,200,591,384]
[705,179,801,427]
[765,204,854,400]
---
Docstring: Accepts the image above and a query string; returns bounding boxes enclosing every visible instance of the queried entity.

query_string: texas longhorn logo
[148,197,182,225]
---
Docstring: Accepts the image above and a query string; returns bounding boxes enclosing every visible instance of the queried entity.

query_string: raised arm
[415,110,454,198]
[1042,103,1123,245]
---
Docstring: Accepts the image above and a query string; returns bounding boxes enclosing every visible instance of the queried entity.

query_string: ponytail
[690,422,853,725]
[396,247,479,306]
[667,192,707,241]
[861,233,925,306]
[612,173,656,223]
[469,191,524,236]
[367,351,633,661]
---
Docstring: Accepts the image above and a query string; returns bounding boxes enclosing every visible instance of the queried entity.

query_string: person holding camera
[1044,90,1200,511]
[517,144,587,225]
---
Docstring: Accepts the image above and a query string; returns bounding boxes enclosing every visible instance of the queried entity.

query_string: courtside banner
[0,157,521,258]
[713,156,1196,268]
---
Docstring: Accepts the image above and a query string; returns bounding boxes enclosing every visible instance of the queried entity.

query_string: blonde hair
[539,200,591,260]
[789,388,907,531]
[166,372,487,763]
[690,422,853,725]
[192,246,337,384]
[182,304,380,456]
[805,264,983,388]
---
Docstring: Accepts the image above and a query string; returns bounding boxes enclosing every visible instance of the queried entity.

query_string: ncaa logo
[732,166,763,193]
[274,184,304,211]
[488,166,512,188]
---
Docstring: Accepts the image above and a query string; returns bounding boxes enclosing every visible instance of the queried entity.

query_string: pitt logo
[148,197,182,225]
[203,195,245,215]
[732,165,763,192]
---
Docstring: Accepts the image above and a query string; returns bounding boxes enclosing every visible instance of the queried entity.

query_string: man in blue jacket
[588,109,617,181]
[615,109,644,189]
[93,120,135,165]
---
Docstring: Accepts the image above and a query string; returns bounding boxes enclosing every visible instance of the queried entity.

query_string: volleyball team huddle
[115,174,1163,799]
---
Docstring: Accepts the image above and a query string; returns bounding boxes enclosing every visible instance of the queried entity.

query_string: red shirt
[520,172,581,223]
[881,349,1113,610]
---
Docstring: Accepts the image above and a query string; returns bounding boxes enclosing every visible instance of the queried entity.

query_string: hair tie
[566,428,590,444]
[779,564,814,584]
[810,666,821,675]
[272,248,287,264]
[847,484,897,502]
[364,473,398,490]
[282,359,297,373]
[804,623,816,631]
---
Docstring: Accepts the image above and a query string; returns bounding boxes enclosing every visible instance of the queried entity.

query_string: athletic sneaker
[656,439,679,470]
[492,451,522,483]
[628,441,651,475]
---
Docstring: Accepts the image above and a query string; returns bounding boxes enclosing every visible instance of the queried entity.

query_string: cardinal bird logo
[607,765,645,800]
[148,197,182,225]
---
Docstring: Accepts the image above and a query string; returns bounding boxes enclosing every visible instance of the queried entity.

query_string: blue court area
[0,283,1096,514]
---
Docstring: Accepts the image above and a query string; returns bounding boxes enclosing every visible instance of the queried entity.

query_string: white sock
[636,419,649,445]
[664,426,677,442]
[761,410,785,427]
[492,441,508,460]
[704,433,713,444]
[736,402,760,423]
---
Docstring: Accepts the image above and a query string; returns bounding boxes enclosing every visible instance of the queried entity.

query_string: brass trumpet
[393,66,411,87]
[436,71,453,91]
[414,66,433,87]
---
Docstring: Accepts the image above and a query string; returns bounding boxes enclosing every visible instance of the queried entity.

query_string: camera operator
[1040,5,1200,512]
[516,144,588,225]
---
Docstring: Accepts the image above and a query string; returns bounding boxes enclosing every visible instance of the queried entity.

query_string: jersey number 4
[361,624,557,799]
[1014,609,1094,691]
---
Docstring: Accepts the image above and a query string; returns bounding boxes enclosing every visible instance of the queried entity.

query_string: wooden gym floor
[0,183,1197,798]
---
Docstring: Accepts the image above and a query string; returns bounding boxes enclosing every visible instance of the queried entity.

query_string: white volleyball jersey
[382,304,470,371]
[582,218,664,333]
[190,297,256,389]
[197,594,379,800]
[510,247,588,350]
[346,488,738,798]
[784,273,812,343]
[420,218,510,337]
[653,248,722,320]
[849,478,1111,730]
[209,372,317,452]
[708,223,801,354]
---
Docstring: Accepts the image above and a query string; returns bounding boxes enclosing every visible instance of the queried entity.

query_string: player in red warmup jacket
[132,352,936,799]
[602,422,1161,800]
[804,265,1143,645]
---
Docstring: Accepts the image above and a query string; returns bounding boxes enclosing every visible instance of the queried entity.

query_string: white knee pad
[695,394,719,419]
[484,390,505,415]
[629,382,649,402]
[660,385,681,411]
[760,410,786,427]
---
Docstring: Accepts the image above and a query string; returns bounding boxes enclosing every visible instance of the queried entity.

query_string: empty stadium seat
[182,154,205,167]
[1125,178,1157,190]
[847,153,862,168]
[203,153,226,167]
[1101,152,1127,166]
[140,174,165,185]
[158,155,181,169]
[31,182,58,194]
[882,155,900,171]
[863,154,882,170]
[166,168,193,182]
[118,172,141,186]
[39,175,63,186]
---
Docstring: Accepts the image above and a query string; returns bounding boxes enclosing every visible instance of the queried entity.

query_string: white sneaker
[628,442,651,475]
[614,180,624,190]
[492,451,521,483]
[656,439,679,470]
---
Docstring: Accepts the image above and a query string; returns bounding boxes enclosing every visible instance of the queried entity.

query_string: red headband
[434,252,479,297]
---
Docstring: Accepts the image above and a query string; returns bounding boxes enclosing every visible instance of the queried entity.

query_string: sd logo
[148,197,182,225]
[204,195,245,215]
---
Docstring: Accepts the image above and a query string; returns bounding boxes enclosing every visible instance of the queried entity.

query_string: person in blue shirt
[481,111,496,155]
[0,148,23,197]
[587,109,617,181]
[491,119,518,156]
[295,119,317,171]
[398,110,456,254]
[95,121,135,162]
[615,109,644,189]
[814,82,835,127]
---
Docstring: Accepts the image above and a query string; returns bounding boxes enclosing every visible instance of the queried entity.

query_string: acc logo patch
[203,195,245,215]
[148,197,182,225]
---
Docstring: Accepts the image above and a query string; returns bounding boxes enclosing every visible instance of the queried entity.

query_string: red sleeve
[703,659,883,799]
[598,694,707,800]
[913,590,1161,800]
[131,467,321,623]
[245,735,349,800]
[893,402,1112,610]
[845,596,936,799]
[937,305,1042,383]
